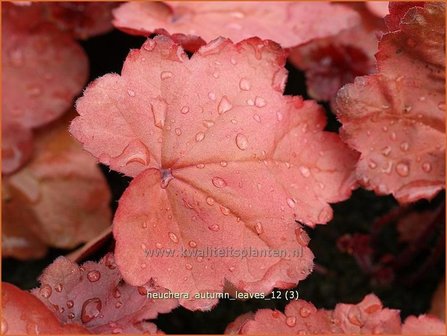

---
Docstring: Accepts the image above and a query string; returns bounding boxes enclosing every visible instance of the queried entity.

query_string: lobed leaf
[2,282,89,335]
[2,115,111,259]
[71,36,357,309]
[225,293,445,334]
[335,2,446,203]
[32,253,178,334]
[112,1,359,51]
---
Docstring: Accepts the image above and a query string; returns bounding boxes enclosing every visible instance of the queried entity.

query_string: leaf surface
[113,2,359,50]
[71,36,357,309]
[32,253,177,334]
[335,2,445,202]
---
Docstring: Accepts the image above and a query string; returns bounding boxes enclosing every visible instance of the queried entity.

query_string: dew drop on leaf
[239,78,251,91]
[218,96,233,114]
[87,270,101,282]
[160,71,173,80]
[422,162,432,173]
[212,177,227,188]
[168,232,179,243]
[39,284,52,298]
[81,298,102,323]
[235,133,249,150]
[285,316,297,327]
[395,162,410,177]
[208,224,220,232]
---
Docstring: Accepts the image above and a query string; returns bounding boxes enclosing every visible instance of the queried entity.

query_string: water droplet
[368,160,377,169]
[239,78,251,91]
[208,92,216,101]
[160,71,173,80]
[218,96,232,114]
[396,162,410,177]
[348,311,362,326]
[55,284,63,292]
[185,263,193,270]
[181,106,189,114]
[9,49,24,67]
[127,89,135,97]
[253,114,261,123]
[220,160,228,167]
[382,126,388,132]
[87,270,101,282]
[230,57,237,65]
[299,307,311,318]
[203,120,215,128]
[197,256,204,262]
[247,99,254,106]
[299,166,310,177]
[276,111,283,121]
[143,40,156,51]
[235,133,249,150]
[66,300,74,308]
[169,232,179,243]
[390,132,397,141]
[422,162,432,173]
[151,102,166,129]
[115,301,122,309]
[104,254,117,269]
[229,266,235,272]
[212,177,226,188]
[286,198,296,208]
[212,71,219,78]
[196,163,205,169]
[206,197,215,205]
[156,242,162,249]
[285,316,297,327]
[381,146,392,156]
[175,128,182,135]
[113,288,121,299]
[209,224,220,231]
[255,222,263,234]
[438,101,446,111]
[39,284,52,298]
[254,96,266,107]
[220,206,230,216]
[81,298,102,323]
[188,240,197,248]
[195,132,205,142]
[400,142,409,151]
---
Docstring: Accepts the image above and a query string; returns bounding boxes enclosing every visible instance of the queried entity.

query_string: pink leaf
[226,293,445,334]
[70,36,357,310]
[1,120,33,174]
[2,3,88,130]
[2,115,111,259]
[112,2,360,51]
[335,2,445,203]
[402,315,446,335]
[289,3,382,102]
[32,253,178,334]
[2,282,89,335]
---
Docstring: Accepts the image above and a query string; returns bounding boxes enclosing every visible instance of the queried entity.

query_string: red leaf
[226,293,445,334]
[32,253,178,334]
[70,36,357,310]
[289,4,382,102]
[2,282,89,335]
[335,2,445,203]
[112,2,360,51]
[2,3,88,130]
[2,115,111,259]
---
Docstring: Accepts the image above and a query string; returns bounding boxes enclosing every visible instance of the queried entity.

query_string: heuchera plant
[2,1,445,335]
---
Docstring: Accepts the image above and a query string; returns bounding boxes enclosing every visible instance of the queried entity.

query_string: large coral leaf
[71,36,357,310]
[2,115,111,259]
[113,1,359,51]
[2,283,89,335]
[2,3,88,130]
[32,253,177,334]
[225,293,445,334]
[335,2,445,203]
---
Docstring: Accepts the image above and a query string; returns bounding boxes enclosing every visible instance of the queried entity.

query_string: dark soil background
[3,29,445,334]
